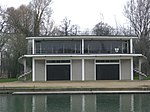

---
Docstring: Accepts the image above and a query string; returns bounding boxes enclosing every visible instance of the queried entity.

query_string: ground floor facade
[32,56,133,81]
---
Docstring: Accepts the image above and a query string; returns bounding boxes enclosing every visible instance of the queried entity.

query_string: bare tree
[0,7,9,50]
[6,0,53,37]
[124,0,150,55]
[3,34,27,77]
[124,0,150,76]
[59,17,79,36]
[115,25,135,36]
[40,19,54,36]
[124,0,150,39]
[1,1,53,77]
[6,5,33,36]
[29,0,53,36]
[93,21,115,36]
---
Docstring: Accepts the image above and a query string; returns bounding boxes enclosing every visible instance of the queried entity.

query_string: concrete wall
[121,59,131,80]
[33,58,132,81]
[72,60,82,80]
[35,60,45,81]
[85,60,95,80]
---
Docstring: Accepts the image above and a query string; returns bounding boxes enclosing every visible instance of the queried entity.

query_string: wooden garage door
[96,64,119,80]
[47,65,70,80]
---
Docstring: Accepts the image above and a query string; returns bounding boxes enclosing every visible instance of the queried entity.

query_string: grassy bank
[134,76,150,80]
[0,78,17,82]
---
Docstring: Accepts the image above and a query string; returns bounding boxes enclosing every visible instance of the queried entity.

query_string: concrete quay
[1,80,150,94]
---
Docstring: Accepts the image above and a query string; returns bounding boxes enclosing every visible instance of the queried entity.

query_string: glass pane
[84,40,129,54]
[36,40,81,54]
[35,41,41,54]
[27,40,32,54]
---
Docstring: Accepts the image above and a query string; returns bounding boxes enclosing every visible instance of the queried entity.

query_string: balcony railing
[27,40,131,55]
[27,48,129,55]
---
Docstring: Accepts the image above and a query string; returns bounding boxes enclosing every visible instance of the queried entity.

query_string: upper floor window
[27,40,32,54]
[84,40,129,54]
[30,39,130,55]
[35,40,82,54]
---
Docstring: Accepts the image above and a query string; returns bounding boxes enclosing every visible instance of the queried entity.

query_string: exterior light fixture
[115,48,119,53]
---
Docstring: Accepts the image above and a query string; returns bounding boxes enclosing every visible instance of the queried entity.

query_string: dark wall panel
[96,64,119,80]
[47,65,70,80]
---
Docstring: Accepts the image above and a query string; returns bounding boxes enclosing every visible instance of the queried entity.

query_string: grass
[144,77,150,80]
[0,75,150,82]
[134,74,150,80]
[0,78,17,82]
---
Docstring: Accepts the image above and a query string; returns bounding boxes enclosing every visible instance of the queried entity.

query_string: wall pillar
[82,59,84,81]
[82,39,84,54]
[23,58,27,73]
[130,39,133,54]
[32,58,35,81]
[32,39,35,54]
[139,57,143,80]
[131,58,133,80]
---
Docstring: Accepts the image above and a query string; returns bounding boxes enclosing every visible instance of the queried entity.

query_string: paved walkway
[0,80,150,90]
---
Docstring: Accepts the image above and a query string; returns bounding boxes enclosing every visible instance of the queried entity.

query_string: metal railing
[18,71,32,81]
[134,69,147,78]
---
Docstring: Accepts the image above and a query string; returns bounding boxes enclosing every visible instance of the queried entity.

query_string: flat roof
[23,54,144,58]
[26,36,138,40]
[12,91,150,95]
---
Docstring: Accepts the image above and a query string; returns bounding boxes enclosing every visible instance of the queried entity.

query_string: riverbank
[0,80,150,94]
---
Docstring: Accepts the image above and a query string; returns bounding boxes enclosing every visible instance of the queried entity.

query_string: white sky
[0,0,129,30]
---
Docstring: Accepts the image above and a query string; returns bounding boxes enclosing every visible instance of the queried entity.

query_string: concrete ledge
[1,80,150,94]
[1,86,150,94]
[12,90,150,95]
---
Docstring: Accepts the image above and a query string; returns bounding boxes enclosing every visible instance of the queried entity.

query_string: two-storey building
[22,36,144,81]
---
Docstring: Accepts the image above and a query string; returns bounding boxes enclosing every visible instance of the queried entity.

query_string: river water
[0,94,149,112]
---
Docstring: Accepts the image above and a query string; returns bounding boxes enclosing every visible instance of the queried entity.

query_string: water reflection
[0,94,150,112]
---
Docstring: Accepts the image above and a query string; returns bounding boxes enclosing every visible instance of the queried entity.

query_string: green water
[0,94,150,112]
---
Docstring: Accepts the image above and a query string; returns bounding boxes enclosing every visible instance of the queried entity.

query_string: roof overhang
[19,54,147,63]
[26,36,138,40]
[23,54,144,58]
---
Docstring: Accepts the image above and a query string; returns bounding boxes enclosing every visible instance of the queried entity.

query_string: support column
[139,57,142,80]
[82,39,84,54]
[32,39,35,54]
[23,58,27,73]
[131,58,133,80]
[82,59,84,81]
[32,58,35,81]
[130,39,133,54]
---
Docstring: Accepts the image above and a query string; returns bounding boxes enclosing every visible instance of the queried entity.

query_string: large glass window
[34,39,129,54]
[35,41,41,54]
[84,40,129,54]
[27,40,32,54]
[35,40,81,54]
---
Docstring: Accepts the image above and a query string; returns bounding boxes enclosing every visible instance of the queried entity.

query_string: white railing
[134,69,147,77]
[18,71,32,81]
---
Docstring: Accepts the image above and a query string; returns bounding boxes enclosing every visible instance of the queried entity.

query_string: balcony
[27,40,130,55]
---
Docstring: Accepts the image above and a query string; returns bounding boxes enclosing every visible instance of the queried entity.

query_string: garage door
[96,64,119,80]
[47,65,70,80]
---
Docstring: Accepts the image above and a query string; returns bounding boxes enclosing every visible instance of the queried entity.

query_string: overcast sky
[0,0,129,30]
